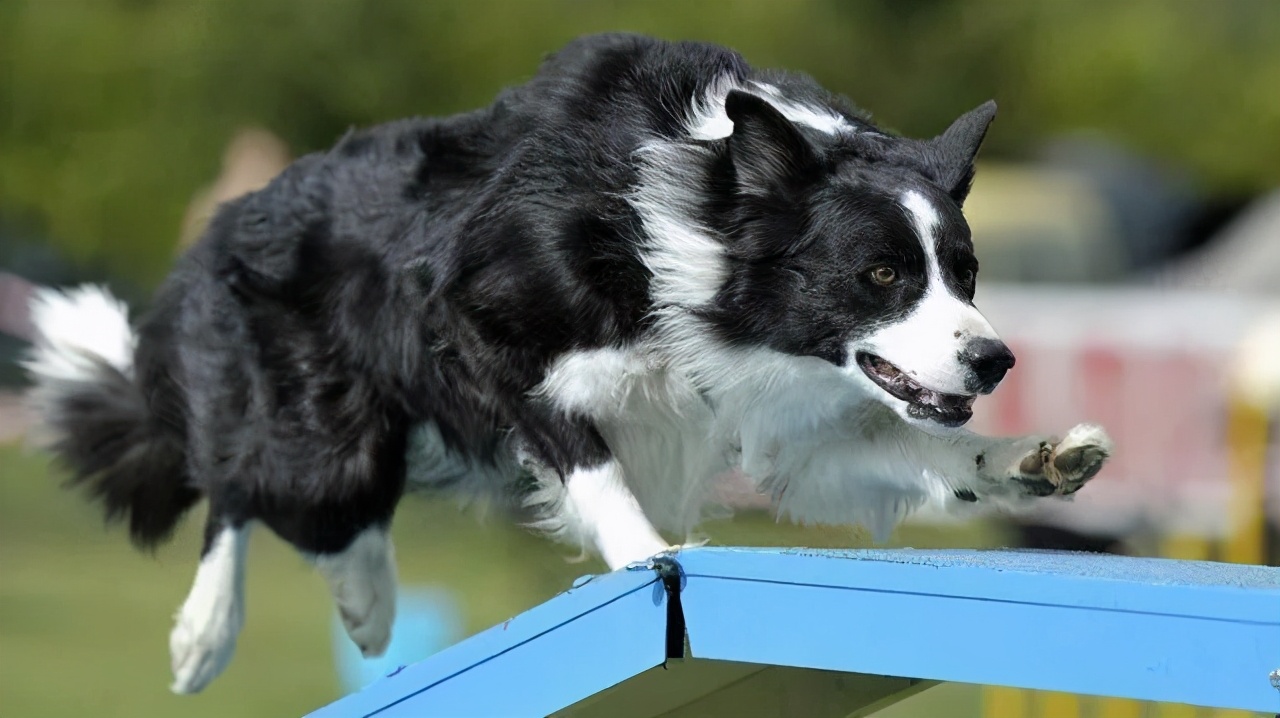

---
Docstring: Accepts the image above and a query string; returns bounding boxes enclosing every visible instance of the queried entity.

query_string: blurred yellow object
[1223,396,1267,565]
[1225,312,1279,565]
[1037,692,1079,718]
[1097,698,1143,718]
[1160,533,1212,561]
[962,162,1126,284]
[983,686,1027,718]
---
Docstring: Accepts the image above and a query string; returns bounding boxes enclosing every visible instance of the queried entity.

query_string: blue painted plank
[677,548,1280,712]
[676,548,1279,622]
[306,547,1280,716]
[307,567,667,718]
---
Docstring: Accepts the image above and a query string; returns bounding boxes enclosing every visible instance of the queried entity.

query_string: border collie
[24,33,1112,693]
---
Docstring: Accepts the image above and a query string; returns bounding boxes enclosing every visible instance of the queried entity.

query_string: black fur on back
[130,35,756,552]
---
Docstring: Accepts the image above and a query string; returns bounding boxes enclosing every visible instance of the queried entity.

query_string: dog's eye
[961,268,975,286]
[869,266,897,286]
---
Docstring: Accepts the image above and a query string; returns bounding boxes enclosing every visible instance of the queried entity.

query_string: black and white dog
[24,33,1111,693]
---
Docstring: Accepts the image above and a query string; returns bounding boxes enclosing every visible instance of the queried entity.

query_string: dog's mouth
[856,352,975,427]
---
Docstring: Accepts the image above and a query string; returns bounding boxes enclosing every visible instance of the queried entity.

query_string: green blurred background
[2,1,1278,717]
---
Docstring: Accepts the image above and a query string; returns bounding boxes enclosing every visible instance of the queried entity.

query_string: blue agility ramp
[306,548,1280,717]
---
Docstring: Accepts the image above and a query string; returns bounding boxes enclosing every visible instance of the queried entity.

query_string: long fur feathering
[24,286,197,547]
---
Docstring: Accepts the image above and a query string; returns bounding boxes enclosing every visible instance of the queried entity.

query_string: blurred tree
[1,0,1276,287]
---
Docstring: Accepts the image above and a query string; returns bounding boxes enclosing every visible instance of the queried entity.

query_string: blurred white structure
[1159,189,1280,295]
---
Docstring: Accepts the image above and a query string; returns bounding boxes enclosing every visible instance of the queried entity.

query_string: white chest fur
[536,340,886,534]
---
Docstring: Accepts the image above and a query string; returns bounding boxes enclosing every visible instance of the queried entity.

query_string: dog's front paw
[1012,423,1113,498]
[619,538,709,571]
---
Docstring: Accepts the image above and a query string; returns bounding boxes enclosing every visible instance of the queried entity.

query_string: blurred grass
[0,440,1011,717]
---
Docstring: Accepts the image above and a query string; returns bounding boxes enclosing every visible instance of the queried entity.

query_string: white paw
[168,601,243,695]
[168,526,248,694]
[619,540,705,571]
[1013,423,1113,498]
[337,587,395,658]
[600,532,678,572]
[315,528,399,658]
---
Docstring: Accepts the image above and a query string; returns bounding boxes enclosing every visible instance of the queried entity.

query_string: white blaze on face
[850,190,1001,396]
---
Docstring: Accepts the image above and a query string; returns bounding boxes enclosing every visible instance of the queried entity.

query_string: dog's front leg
[567,462,672,570]
[527,459,675,571]
[772,414,1113,538]
[899,420,1115,505]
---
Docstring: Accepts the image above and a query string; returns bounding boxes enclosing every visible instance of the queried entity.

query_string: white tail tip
[24,284,135,382]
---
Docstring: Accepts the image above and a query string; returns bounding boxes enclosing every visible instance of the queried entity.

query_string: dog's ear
[726,90,817,194]
[927,100,996,204]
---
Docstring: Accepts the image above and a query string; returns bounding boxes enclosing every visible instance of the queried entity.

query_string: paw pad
[1015,425,1112,498]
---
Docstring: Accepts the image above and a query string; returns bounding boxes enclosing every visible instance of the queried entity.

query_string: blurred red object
[969,285,1280,539]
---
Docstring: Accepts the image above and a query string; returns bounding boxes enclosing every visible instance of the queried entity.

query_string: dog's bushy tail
[23,285,197,549]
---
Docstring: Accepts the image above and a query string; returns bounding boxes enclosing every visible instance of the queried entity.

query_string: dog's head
[708,92,1010,428]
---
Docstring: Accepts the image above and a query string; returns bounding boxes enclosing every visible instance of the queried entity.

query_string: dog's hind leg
[312,525,398,658]
[168,515,250,694]
[259,425,407,659]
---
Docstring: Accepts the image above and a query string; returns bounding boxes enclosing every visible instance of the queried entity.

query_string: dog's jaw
[853,351,977,427]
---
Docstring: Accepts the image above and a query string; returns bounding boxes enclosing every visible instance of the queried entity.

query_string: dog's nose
[962,338,1015,394]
